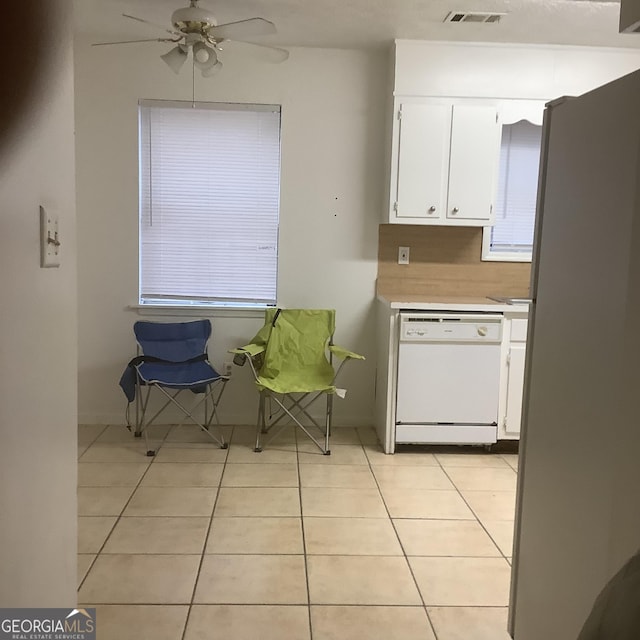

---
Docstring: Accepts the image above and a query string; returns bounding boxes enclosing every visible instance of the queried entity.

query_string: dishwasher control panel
[400,313,503,343]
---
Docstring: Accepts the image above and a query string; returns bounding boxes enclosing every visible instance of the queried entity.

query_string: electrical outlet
[223,361,233,377]
[398,246,410,265]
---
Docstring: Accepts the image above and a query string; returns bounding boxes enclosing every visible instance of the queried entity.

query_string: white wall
[76,38,640,428]
[394,40,640,98]
[0,1,77,605]
[75,41,386,426]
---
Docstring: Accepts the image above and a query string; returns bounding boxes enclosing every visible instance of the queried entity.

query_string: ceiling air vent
[444,11,506,23]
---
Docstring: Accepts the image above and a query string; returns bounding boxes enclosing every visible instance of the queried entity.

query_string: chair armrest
[230,343,266,358]
[329,345,365,361]
[230,343,265,374]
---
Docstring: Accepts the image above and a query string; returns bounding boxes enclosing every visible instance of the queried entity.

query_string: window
[482,118,543,262]
[138,100,281,307]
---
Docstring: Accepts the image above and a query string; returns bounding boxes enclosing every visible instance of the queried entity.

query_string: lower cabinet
[498,314,529,439]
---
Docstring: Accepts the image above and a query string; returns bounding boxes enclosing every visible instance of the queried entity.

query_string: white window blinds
[139,100,281,306]
[490,120,542,255]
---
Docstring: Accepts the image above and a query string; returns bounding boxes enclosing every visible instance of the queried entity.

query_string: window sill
[481,252,532,263]
[128,304,270,319]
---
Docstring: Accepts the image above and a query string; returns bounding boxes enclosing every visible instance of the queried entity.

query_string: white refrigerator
[509,68,640,638]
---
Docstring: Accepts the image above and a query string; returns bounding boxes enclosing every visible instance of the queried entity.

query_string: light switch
[40,206,61,268]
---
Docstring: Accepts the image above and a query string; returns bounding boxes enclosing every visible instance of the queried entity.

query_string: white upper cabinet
[447,105,501,222]
[390,99,501,226]
[395,103,450,222]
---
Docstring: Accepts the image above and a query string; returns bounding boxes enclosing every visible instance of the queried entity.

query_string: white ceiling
[75,0,640,51]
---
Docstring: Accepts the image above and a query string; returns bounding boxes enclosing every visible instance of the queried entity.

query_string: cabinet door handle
[428,206,436,214]
[452,207,459,214]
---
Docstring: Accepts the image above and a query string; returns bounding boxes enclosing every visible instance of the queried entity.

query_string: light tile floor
[78,424,517,640]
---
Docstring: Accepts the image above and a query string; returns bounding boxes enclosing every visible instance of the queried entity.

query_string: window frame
[137,99,282,311]
[482,100,547,263]
[481,229,534,263]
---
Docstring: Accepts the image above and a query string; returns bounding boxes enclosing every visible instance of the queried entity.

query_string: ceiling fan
[93,0,289,77]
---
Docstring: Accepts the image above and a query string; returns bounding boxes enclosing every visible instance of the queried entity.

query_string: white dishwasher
[395,312,503,445]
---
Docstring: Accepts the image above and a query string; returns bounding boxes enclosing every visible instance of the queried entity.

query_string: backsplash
[377,225,531,298]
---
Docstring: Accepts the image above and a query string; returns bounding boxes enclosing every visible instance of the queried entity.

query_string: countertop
[377,293,530,313]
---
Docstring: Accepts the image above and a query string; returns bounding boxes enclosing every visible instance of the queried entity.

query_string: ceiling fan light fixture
[160,44,188,73]
[201,60,223,77]
[193,42,218,69]
[106,2,286,80]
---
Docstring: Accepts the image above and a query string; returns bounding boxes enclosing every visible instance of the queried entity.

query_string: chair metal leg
[200,381,228,448]
[260,392,330,455]
[136,382,228,455]
[156,385,228,448]
[263,392,322,432]
[134,377,143,437]
[139,386,156,456]
[324,394,333,455]
[255,392,266,452]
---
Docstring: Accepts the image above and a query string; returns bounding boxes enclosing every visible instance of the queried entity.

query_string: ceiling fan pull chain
[192,56,196,107]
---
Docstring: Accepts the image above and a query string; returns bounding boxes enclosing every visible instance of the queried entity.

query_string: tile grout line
[77,423,129,591]
[77,422,222,626]
[77,423,109,459]
[79,427,513,634]
[77,424,172,593]
[436,458,515,564]
[180,423,234,640]
[294,426,314,640]
[359,434,440,640]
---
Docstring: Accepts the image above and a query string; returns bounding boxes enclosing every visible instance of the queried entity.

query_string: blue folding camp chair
[119,320,229,455]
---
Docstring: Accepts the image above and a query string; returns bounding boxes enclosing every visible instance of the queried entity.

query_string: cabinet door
[395,103,450,220]
[505,342,527,434]
[447,104,500,221]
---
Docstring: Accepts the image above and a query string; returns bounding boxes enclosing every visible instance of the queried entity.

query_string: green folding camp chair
[232,309,365,454]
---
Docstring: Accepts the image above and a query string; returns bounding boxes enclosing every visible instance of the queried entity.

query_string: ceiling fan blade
[122,13,182,37]
[227,40,289,63]
[92,38,179,46]
[209,17,276,41]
